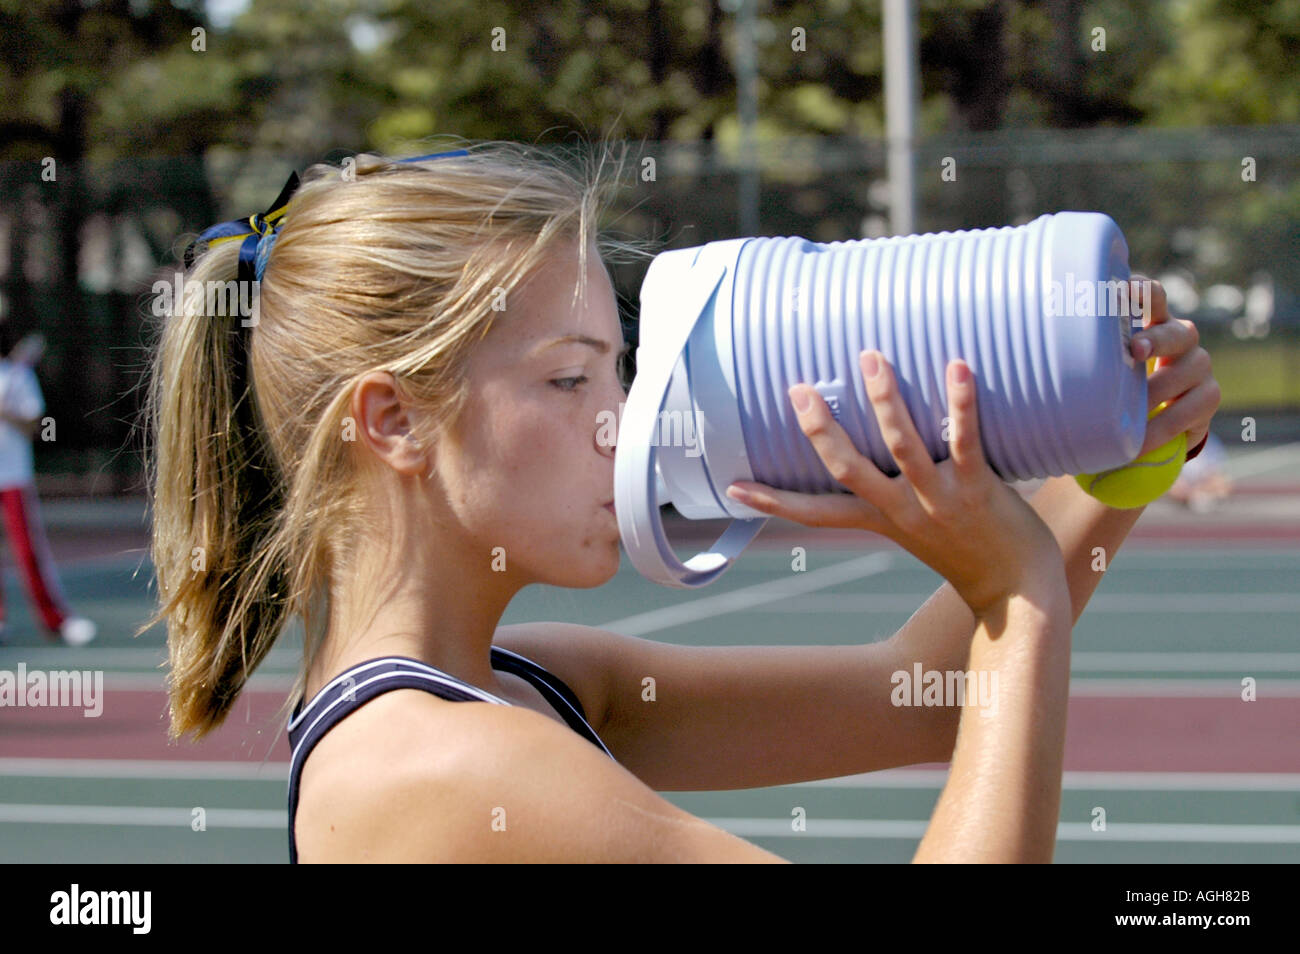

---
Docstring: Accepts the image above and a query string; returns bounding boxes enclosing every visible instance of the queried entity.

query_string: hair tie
[252,225,279,282]
[182,148,470,283]
[180,148,471,409]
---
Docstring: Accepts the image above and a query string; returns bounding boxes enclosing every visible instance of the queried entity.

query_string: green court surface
[2,530,1298,863]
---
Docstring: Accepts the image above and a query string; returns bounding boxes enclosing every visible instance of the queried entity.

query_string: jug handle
[615,261,768,588]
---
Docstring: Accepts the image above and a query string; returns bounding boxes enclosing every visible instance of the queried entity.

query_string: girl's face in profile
[437,241,629,589]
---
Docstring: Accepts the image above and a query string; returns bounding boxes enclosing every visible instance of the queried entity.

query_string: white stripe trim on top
[289,656,506,731]
[289,651,615,763]
[491,647,615,760]
[289,668,511,775]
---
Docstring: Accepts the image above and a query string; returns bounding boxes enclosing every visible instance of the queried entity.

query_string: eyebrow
[534,334,632,358]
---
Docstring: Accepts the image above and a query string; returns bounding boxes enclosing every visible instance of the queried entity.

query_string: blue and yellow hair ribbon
[182,149,470,283]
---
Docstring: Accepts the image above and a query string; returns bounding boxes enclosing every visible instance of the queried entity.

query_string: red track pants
[0,484,71,633]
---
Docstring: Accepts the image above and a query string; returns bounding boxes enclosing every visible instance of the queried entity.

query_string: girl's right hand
[725,350,1066,618]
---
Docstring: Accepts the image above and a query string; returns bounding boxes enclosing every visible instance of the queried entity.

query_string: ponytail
[141,240,290,740]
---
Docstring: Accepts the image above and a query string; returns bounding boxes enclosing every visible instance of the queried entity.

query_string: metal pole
[883,0,917,236]
[736,0,760,235]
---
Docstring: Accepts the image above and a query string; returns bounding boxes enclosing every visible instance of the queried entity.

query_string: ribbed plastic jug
[615,211,1147,588]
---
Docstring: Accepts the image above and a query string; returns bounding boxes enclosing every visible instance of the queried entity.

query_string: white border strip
[711,818,1300,842]
[787,769,1300,791]
[1072,652,1300,671]
[5,760,1295,792]
[3,806,1294,841]
[95,673,296,692]
[0,804,285,828]
[0,647,302,670]
[0,759,289,780]
[776,593,1300,614]
[1223,441,1300,480]
[1069,678,1300,696]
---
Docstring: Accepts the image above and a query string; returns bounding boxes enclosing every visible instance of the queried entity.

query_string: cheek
[445,381,601,531]
[472,399,586,512]
[499,408,561,479]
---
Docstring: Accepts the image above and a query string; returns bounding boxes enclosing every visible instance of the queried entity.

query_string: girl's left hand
[1127,277,1221,458]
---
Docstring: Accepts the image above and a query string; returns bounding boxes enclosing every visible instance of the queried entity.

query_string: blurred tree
[2,0,1299,489]
[1132,0,1300,125]
[0,0,212,490]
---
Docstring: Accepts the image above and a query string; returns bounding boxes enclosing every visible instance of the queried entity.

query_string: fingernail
[862,351,881,379]
[1133,336,1152,361]
[952,361,970,384]
[790,386,812,413]
[726,485,751,503]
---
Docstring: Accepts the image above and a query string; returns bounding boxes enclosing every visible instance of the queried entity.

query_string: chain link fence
[2,124,1297,493]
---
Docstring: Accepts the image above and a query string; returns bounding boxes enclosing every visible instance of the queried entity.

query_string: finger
[944,358,988,481]
[726,480,886,532]
[862,350,940,498]
[1132,316,1199,365]
[788,379,902,511]
[1130,276,1169,328]
[1147,345,1212,411]
[1139,378,1222,458]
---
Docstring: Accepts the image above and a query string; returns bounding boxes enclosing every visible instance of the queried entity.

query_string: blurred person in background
[0,330,97,646]
[1168,432,1233,513]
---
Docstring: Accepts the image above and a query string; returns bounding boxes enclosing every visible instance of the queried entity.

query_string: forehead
[487,242,622,357]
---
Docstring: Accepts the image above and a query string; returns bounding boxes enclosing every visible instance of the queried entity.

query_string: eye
[550,375,589,393]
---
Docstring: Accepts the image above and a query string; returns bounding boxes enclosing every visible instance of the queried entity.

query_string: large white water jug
[615,211,1146,588]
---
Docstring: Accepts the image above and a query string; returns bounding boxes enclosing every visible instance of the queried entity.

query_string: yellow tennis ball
[1075,403,1186,509]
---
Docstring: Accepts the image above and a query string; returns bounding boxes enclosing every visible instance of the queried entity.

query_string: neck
[308,495,526,699]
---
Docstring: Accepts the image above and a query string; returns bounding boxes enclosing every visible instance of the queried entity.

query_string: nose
[595,384,624,458]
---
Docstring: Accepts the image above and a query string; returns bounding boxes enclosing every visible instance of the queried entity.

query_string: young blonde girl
[144,139,1220,863]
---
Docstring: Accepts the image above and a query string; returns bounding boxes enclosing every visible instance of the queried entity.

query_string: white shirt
[0,360,43,487]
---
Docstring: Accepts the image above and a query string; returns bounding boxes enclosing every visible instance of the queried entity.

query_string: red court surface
[3,685,1295,776]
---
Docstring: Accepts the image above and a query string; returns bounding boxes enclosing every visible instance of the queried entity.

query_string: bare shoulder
[293,684,784,863]
[492,621,625,732]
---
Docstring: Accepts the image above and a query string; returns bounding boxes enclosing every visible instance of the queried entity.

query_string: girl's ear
[349,371,432,477]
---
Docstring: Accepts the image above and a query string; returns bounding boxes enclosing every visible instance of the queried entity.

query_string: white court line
[1224,441,1300,480]
[1069,678,1300,696]
[1071,652,1300,671]
[598,552,894,636]
[712,818,1300,842]
[0,758,289,780]
[1091,548,1300,559]
[75,674,1300,697]
[775,593,1300,613]
[0,647,302,670]
[3,806,1294,842]
[95,672,295,692]
[57,549,152,571]
[789,770,1300,791]
[3,759,1295,792]
[0,804,285,828]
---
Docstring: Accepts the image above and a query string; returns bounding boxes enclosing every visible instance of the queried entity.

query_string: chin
[542,543,621,589]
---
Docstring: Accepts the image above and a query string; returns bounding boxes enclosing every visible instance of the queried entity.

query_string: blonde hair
[141,138,650,740]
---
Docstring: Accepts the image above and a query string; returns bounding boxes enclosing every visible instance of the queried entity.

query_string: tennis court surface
[3,443,1298,863]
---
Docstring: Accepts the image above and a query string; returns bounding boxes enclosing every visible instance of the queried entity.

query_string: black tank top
[286,646,616,863]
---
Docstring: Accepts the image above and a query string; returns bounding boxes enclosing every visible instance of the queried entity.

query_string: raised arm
[912,581,1073,862]
[720,350,1077,860]
[879,279,1220,739]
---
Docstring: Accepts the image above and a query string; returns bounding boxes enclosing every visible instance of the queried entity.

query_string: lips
[603,501,616,515]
